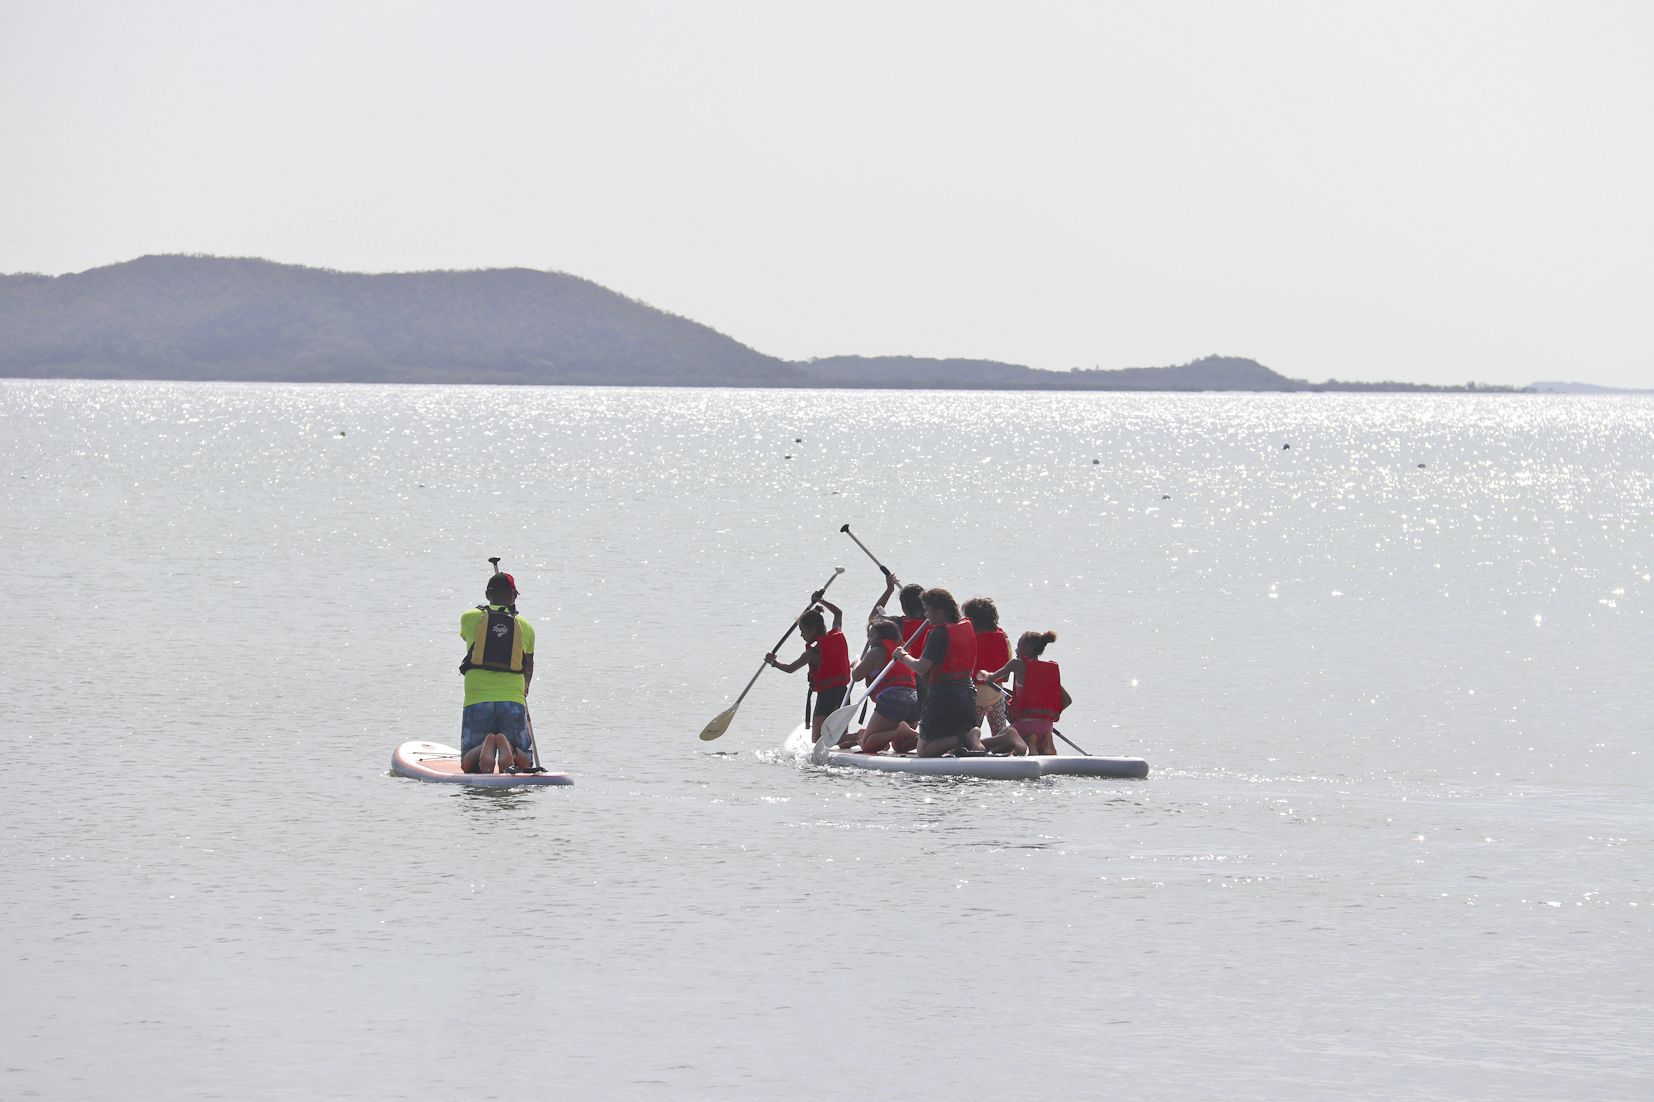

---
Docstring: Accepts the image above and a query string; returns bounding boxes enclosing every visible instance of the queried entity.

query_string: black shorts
[808,684,848,722]
[919,679,976,741]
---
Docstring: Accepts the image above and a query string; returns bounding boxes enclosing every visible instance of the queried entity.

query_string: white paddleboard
[784,724,1042,779]
[826,748,1044,779]
[390,741,574,787]
[783,725,1149,779]
[1026,754,1150,779]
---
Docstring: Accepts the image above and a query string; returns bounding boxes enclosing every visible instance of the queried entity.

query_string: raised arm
[869,572,898,621]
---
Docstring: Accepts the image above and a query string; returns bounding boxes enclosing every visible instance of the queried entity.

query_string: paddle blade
[699,706,738,741]
[811,700,859,764]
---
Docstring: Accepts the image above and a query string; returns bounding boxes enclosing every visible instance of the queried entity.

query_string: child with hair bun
[977,630,1072,756]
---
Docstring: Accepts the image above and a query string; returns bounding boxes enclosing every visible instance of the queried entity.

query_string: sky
[2,0,1650,387]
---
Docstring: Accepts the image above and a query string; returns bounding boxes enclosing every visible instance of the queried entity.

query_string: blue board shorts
[460,700,531,755]
[873,686,921,723]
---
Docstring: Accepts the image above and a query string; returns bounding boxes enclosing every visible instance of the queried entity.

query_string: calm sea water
[2,381,1650,1100]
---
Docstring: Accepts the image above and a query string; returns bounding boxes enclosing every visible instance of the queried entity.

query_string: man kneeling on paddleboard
[458,572,537,773]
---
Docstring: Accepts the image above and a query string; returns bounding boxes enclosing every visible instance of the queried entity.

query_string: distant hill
[1529,381,1653,394]
[0,255,1524,391]
[798,355,1051,388]
[807,354,1302,390]
[1064,357,1310,391]
[0,255,796,386]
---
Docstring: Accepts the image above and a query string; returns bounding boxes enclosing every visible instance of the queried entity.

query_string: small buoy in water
[1282,443,1291,449]
[338,430,346,437]
[795,438,802,443]
[784,455,793,460]
[1417,463,1427,469]
[1092,459,1100,465]
[1161,494,1171,500]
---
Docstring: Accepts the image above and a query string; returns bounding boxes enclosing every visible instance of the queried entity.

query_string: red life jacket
[873,637,917,690]
[973,627,1010,675]
[810,629,851,690]
[899,616,930,653]
[1011,658,1063,719]
[931,620,977,685]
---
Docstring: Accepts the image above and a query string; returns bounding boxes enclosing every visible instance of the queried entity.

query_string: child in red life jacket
[978,630,1072,756]
[847,617,921,754]
[875,580,930,721]
[766,593,851,746]
[892,582,931,656]
[962,596,1012,742]
[891,587,982,758]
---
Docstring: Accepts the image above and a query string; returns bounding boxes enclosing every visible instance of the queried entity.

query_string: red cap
[487,572,519,595]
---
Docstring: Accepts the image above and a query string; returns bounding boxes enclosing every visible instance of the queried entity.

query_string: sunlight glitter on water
[2,382,1650,1100]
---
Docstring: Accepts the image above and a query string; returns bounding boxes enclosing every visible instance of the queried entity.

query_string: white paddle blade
[699,706,737,741]
[811,700,859,764]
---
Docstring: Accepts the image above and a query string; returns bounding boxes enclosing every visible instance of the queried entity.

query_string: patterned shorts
[460,700,530,754]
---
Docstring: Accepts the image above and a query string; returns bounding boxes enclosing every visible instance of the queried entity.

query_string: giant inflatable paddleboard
[391,741,574,787]
[1026,754,1149,779]
[826,747,1044,779]
[784,724,1036,779]
[783,726,1148,779]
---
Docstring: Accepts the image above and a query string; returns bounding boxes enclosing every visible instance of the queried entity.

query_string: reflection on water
[1,382,1649,1101]
[454,786,559,812]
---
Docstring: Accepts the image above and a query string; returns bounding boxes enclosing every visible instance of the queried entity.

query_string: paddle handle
[840,524,892,578]
[729,566,845,711]
[767,566,844,652]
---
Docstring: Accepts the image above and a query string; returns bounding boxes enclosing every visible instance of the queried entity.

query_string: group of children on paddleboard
[452,556,1071,774]
[764,573,1072,758]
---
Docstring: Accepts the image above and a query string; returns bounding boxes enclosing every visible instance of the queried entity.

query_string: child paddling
[890,587,982,758]
[766,594,851,745]
[846,617,921,754]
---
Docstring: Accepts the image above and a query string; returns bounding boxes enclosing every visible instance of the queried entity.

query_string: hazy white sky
[3,0,1649,385]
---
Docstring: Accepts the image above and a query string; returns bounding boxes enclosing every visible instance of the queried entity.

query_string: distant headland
[0,255,1532,392]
